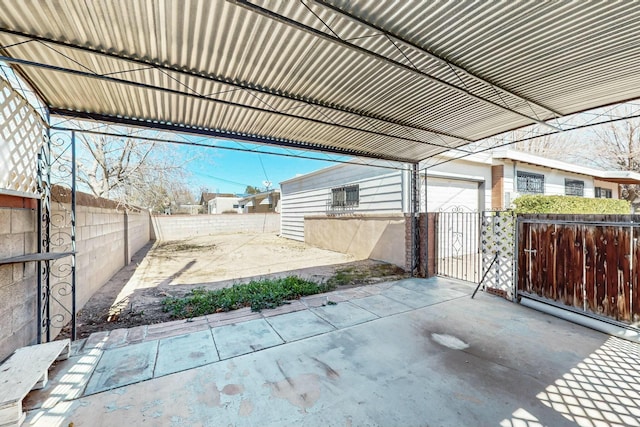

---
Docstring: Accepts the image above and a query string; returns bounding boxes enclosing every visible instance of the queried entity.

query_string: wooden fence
[517,214,640,326]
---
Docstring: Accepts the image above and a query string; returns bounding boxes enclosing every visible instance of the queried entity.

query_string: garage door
[426,178,480,212]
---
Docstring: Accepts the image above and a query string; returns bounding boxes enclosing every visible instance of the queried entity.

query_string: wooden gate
[517,215,640,327]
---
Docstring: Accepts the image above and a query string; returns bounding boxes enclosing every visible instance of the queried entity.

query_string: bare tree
[587,114,640,201]
[514,133,583,162]
[75,132,193,211]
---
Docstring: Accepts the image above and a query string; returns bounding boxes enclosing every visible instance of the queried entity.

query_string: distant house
[238,189,280,214]
[199,192,219,209]
[206,193,242,214]
[280,148,640,242]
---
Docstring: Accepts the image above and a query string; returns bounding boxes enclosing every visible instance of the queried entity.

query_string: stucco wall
[304,214,407,268]
[151,213,280,241]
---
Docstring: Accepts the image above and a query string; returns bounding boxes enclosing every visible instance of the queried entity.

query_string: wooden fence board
[518,215,638,328]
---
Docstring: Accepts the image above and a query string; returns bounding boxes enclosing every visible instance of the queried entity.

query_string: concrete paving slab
[212,318,284,360]
[265,309,335,342]
[84,340,158,395]
[23,279,640,427]
[382,283,455,308]
[396,277,470,299]
[311,301,378,328]
[350,293,412,317]
[26,290,639,427]
[154,329,219,377]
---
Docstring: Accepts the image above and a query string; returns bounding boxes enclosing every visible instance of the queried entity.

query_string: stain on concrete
[431,333,469,350]
[221,383,244,395]
[238,399,254,417]
[265,374,321,412]
[189,351,206,359]
[194,376,221,408]
[311,357,340,379]
[454,392,482,405]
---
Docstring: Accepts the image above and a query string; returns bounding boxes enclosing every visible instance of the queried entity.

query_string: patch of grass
[156,241,216,252]
[326,267,365,287]
[326,264,406,287]
[162,276,335,318]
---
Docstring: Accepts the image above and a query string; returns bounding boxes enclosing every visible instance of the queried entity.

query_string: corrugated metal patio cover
[1,0,640,163]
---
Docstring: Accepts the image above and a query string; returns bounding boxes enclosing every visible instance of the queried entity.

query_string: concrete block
[10,209,35,233]
[10,297,37,333]
[6,233,24,257]
[0,209,11,235]
[76,210,86,227]
[0,321,36,363]
[0,264,13,288]
[23,231,37,254]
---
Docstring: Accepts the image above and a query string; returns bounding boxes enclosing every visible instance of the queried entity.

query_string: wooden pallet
[0,340,70,427]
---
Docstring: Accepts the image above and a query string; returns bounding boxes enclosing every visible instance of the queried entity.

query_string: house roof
[238,189,280,204]
[2,1,640,163]
[200,192,236,204]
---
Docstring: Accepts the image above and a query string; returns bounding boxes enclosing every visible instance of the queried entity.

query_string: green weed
[162,276,334,318]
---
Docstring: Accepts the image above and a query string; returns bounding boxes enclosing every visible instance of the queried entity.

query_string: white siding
[502,161,611,206]
[280,164,404,241]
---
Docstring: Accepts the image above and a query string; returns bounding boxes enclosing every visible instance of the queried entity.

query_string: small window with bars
[565,179,584,197]
[331,185,359,207]
[595,187,612,198]
[517,172,544,194]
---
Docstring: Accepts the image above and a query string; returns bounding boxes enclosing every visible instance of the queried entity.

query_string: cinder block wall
[0,190,151,361]
[0,202,38,362]
[47,203,150,338]
[151,213,280,241]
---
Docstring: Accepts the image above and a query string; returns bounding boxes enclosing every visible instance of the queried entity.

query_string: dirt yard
[71,233,407,338]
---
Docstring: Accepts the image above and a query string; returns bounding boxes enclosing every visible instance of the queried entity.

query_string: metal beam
[231,0,562,132]
[0,55,470,155]
[0,28,472,143]
[312,0,563,119]
[49,108,415,163]
[51,124,412,171]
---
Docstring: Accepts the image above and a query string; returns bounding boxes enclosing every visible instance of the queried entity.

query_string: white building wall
[208,197,240,214]
[501,161,615,207]
[593,179,619,198]
[421,156,492,211]
[280,163,404,241]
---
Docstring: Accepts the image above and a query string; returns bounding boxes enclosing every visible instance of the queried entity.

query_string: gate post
[410,163,420,277]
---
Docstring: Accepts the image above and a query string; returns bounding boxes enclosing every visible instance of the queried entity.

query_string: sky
[184,141,340,195]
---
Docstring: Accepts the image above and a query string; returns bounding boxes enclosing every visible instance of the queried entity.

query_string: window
[331,184,359,207]
[565,179,584,197]
[516,172,544,194]
[233,204,239,208]
[595,187,612,198]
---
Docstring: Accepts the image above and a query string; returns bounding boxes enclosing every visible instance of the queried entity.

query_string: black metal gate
[37,130,77,342]
[434,209,480,282]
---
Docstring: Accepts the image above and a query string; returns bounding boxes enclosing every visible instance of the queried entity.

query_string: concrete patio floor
[24,278,640,427]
